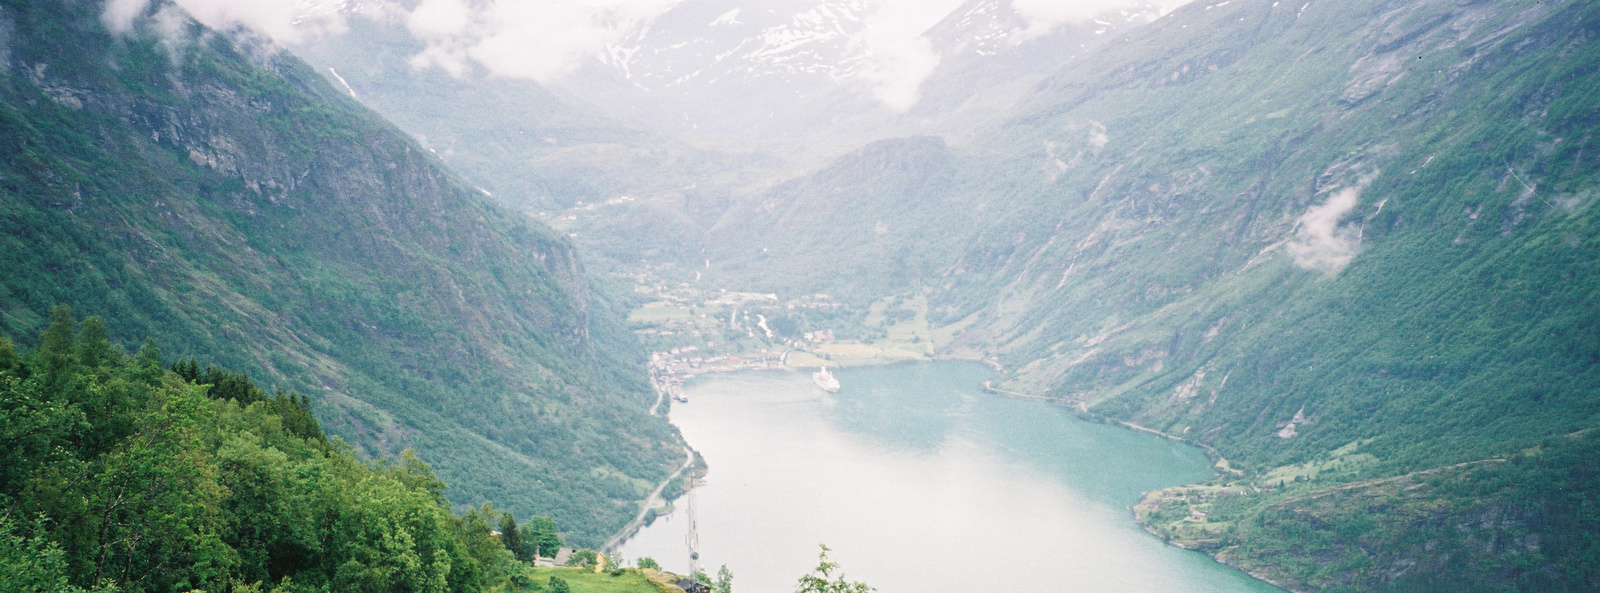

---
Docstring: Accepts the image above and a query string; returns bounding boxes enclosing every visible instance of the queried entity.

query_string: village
[621,262,998,411]
[628,279,848,405]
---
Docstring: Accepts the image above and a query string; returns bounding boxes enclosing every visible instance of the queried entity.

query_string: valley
[299,0,1598,589]
[2,0,1596,591]
[345,0,1600,589]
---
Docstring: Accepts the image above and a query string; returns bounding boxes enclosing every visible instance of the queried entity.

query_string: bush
[566,549,598,568]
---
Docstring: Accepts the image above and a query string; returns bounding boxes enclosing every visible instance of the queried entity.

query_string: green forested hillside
[0,0,680,546]
[0,308,530,592]
[1141,430,1600,592]
[693,0,1600,587]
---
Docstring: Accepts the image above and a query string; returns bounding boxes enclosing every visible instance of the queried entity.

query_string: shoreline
[1132,517,1300,593]
[616,362,1290,591]
[615,362,1289,591]
[603,446,697,553]
[980,381,1288,592]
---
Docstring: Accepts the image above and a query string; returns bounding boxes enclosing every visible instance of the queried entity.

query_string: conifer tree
[499,513,525,562]
[38,305,78,392]
[76,317,116,369]
[529,516,562,558]
[0,336,16,372]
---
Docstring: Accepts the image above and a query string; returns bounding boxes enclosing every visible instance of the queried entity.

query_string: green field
[628,301,698,323]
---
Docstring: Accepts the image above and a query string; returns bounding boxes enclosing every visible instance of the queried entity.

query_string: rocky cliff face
[0,0,681,546]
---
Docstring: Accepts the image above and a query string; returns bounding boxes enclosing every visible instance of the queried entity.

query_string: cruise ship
[812,366,840,393]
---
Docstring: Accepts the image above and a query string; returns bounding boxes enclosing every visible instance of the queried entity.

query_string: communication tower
[684,488,701,577]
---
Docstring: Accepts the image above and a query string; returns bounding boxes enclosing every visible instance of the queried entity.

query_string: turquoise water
[620,362,1281,593]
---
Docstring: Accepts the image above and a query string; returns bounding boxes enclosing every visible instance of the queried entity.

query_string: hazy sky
[104,0,1187,109]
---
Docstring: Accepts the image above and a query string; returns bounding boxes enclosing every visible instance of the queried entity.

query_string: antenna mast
[684,488,701,577]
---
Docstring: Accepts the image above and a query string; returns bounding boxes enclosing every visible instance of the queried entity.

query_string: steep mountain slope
[962,0,1599,473]
[0,0,681,546]
[699,0,1600,587]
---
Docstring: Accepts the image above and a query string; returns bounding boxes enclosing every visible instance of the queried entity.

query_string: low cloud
[397,0,1181,108]
[858,0,1187,110]
[856,0,963,112]
[102,0,150,34]
[406,0,680,82]
[102,0,1194,109]
[1287,186,1365,274]
[101,0,354,44]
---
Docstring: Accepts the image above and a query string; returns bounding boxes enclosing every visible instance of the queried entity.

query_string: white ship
[812,366,840,393]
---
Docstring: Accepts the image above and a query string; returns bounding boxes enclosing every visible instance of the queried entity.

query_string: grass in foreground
[514,567,667,593]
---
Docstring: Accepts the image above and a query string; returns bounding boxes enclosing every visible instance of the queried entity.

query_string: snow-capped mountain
[547,0,892,153]
[288,0,1164,153]
[554,0,1162,151]
[603,0,878,91]
[926,0,1161,58]
[912,0,1164,119]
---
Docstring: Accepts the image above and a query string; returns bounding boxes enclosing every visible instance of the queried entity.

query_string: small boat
[812,366,840,393]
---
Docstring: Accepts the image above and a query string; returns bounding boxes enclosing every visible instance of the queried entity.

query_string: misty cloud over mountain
[104,0,1187,113]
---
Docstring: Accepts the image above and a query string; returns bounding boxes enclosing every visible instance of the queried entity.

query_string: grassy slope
[0,0,680,546]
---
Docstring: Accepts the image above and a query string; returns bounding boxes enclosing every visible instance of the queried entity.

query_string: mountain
[692,0,1600,588]
[564,0,884,148]
[0,0,683,547]
[289,9,795,270]
[281,1,1169,274]
[556,0,1162,154]
[292,11,772,213]
[223,0,1599,586]
[911,0,1162,127]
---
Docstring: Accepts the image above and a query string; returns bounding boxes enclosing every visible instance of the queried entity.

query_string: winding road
[604,446,696,552]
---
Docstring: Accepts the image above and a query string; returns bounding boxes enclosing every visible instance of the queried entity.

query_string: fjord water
[620,362,1280,593]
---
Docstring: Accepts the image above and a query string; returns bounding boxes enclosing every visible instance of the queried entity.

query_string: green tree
[499,513,527,562]
[566,549,597,568]
[76,317,117,370]
[0,336,17,372]
[546,575,570,593]
[1,309,529,592]
[0,515,116,593]
[637,557,660,570]
[37,305,78,394]
[714,565,733,593]
[794,545,871,593]
[528,516,562,558]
